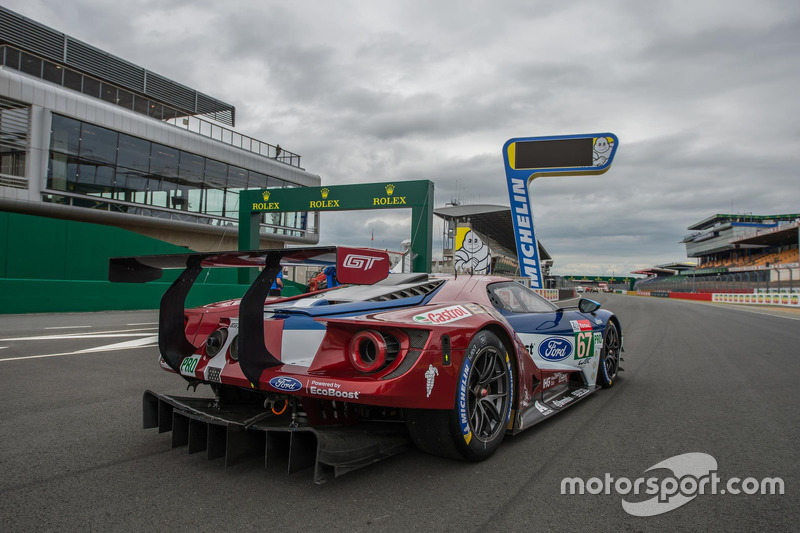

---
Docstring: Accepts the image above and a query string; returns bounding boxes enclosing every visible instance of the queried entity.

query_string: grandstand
[635,213,800,293]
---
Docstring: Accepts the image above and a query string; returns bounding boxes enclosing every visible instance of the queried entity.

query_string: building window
[77,163,115,196]
[117,134,150,172]
[3,47,20,70]
[148,102,163,120]
[42,61,63,84]
[117,89,134,110]
[0,96,30,180]
[228,166,249,188]
[50,115,81,156]
[114,168,149,204]
[47,152,79,192]
[82,76,101,98]
[133,95,149,115]
[63,69,83,92]
[20,53,42,77]
[45,113,307,233]
[0,149,25,176]
[150,144,179,179]
[178,151,205,183]
[100,83,118,104]
[249,171,268,189]
[79,123,118,165]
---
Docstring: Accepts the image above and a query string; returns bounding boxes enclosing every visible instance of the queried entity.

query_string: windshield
[487,281,557,313]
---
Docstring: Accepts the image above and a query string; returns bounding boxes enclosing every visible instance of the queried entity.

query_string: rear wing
[109,246,390,387]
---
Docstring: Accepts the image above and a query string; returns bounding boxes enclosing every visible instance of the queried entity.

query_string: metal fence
[165,116,302,168]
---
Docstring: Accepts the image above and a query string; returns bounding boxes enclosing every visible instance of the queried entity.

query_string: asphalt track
[1,294,798,532]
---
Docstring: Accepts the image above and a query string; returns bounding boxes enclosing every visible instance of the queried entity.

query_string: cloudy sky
[7,0,799,276]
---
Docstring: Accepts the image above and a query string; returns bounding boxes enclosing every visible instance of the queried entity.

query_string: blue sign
[503,133,618,288]
[268,376,303,392]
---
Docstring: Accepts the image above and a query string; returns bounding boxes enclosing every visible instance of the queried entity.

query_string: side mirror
[578,298,601,314]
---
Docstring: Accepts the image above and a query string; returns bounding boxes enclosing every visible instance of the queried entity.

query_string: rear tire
[406,330,513,461]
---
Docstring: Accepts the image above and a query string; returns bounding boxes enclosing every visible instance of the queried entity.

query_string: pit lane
[1,295,797,531]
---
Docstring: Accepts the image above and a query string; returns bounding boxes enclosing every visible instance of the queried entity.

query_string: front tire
[406,330,513,461]
[597,320,621,388]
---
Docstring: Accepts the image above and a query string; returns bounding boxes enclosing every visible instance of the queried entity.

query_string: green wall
[0,278,249,314]
[0,212,277,314]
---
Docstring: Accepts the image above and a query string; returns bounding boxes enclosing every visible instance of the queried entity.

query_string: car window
[487,282,557,313]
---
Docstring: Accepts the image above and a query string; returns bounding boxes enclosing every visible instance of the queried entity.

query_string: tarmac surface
[1,294,797,532]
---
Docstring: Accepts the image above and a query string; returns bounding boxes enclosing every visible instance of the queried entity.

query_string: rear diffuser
[142,390,409,484]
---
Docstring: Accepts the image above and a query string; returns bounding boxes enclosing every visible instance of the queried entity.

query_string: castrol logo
[413,305,472,325]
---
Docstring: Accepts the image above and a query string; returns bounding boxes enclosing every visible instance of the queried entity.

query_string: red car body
[111,246,623,481]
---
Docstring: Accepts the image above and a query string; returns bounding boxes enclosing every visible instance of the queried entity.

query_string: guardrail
[165,116,302,168]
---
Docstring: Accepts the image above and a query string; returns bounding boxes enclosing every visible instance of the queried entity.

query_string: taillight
[206,328,228,357]
[348,330,400,373]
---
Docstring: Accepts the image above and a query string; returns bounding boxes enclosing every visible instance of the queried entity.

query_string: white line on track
[126,322,158,326]
[625,295,800,321]
[0,335,158,362]
[44,325,92,330]
[0,327,157,342]
[0,333,156,341]
[691,300,800,321]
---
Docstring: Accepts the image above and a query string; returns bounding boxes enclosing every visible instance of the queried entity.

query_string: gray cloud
[7,0,799,276]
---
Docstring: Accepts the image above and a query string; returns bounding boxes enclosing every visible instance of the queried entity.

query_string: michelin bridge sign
[503,133,619,288]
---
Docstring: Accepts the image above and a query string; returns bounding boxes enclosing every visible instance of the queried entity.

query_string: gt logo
[342,254,384,270]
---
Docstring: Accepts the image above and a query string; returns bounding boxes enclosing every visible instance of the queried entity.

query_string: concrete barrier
[624,288,797,307]
[712,292,800,308]
[666,292,712,301]
[533,288,559,301]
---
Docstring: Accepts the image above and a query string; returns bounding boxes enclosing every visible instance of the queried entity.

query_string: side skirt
[514,385,598,432]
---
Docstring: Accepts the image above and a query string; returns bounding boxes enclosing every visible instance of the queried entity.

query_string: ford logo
[268,376,303,392]
[538,337,573,361]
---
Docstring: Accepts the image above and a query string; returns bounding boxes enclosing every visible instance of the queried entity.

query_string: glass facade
[1,44,302,168]
[45,114,308,235]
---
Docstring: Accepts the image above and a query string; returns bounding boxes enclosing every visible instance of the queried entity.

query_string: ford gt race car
[110,246,623,482]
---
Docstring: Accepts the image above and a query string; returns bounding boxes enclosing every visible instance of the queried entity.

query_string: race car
[110,246,623,482]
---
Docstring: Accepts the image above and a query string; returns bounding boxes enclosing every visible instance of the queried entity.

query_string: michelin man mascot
[593,136,614,166]
[454,229,491,274]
